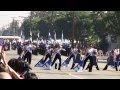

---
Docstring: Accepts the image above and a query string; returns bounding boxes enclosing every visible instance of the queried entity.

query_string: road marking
[68,73,84,79]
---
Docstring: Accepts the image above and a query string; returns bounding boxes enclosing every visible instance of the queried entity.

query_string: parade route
[5,50,120,79]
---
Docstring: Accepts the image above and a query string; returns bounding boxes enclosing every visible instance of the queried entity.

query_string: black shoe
[55,64,57,69]
[55,66,57,69]
[115,67,118,71]
[116,69,118,71]
[89,70,92,72]
[58,69,61,70]
[97,68,100,70]
[103,69,107,70]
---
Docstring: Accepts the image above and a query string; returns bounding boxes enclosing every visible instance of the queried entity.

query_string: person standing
[43,46,53,63]
[71,49,83,70]
[51,44,66,70]
[85,50,100,70]
[24,41,32,65]
[83,45,94,72]
[103,50,117,71]
[16,41,23,56]
[69,47,77,69]
[114,54,120,71]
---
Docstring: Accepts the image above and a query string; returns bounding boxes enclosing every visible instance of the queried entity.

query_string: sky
[0,11,30,29]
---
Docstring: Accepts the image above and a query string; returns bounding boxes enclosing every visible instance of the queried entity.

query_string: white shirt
[56,48,61,55]
[71,49,75,54]
[88,48,94,56]
[12,40,16,43]
[47,49,51,54]
[26,44,32,53]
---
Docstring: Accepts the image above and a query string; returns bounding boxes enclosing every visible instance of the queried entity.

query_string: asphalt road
[5,50,120,79]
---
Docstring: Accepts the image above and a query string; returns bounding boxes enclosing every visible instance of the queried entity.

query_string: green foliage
[16,11,120,50]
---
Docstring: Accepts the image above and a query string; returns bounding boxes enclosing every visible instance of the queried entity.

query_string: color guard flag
[61,58,70,67]
[30,29,32,37]
[43,59,52,70]
[34,58,45,67]
[37,32,40,38]
[48,31,51,41]
[61,31,63,42]
[54,31,56,41]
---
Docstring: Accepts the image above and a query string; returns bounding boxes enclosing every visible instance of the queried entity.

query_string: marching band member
[43,46,53,63]
[51,44,66,70]
[85,49,100,70]
[69,46,78,69]
[83,45,94,72]
[103,50,117,71]
[71,49,83,71]
[23,41,32,65]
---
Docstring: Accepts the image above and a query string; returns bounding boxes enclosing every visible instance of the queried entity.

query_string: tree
[21,11,115,51]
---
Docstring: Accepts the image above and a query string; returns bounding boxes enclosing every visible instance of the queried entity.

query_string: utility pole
[11,17,16,36]
[72,11,75,47]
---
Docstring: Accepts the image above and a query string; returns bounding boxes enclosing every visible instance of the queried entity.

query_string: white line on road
[68,73,84,79]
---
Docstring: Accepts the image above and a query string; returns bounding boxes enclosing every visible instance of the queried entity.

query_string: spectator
[0,62,9,72]
[0,72,12,79]
[24,72,38,79]
[8,58,32,74]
